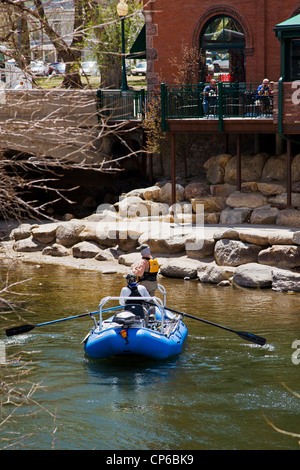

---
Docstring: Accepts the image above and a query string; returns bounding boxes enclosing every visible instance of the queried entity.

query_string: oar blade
[237,331,266,346]
[6,324,36,337]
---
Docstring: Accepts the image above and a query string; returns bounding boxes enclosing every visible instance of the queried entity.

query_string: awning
[274,14,300,38]
[127,25,146,59]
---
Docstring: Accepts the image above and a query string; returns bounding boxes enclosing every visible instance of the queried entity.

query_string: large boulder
[117,229,140,252]
[291,153,300,182]
[276,209,300,227]
[184,182,210,201]
[250,206,280,225]
[87,206,119,222]
[232,263,273,288]
[209,184,237,198]
[293,231,300,245]
[204,213,221,224]
[269,193,300,208]
[213,228,240,241]
[118,252,141,266]
[72,241,101,258]
[13,236,43,252]
[95,249,116,261]
[238,229,270,246]
[191,196,226,213]
[272,268,300,292]
[224,153,269,184]
[142,185,161,201]
[159,183,185,204]
[117,196,149,218]
[267,230,295,245]
[214,239,262,266]
[42,243,70,257]
[257,182,285,197]
[10,223,37,241]
[31,223,57,244]
[185,237,215,259]
[219,207,252,224]
[118,196,169,218]
[258,245,300,269]
[204,153,233,184]
[226,191,268,209]
[56,220,85,247]
[261,153,286,181]
[160,257,202,278]
[197,261,235,284]
[140,233,190,254]
[79,222,119,248]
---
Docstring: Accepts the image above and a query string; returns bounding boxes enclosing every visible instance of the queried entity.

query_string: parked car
[49,62,66,75]
[131,62,147,76]
[212,54,229,72]
[3,60,32,90]
[206,58,214,73]
[80,61,100,76]
[206,53,229,73]
[30,60,49,76]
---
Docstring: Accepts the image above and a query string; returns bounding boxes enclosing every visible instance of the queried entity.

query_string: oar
[5,306,122,337]
[159,305,266,346]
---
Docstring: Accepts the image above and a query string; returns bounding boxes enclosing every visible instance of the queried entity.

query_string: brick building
[138,0,300,207]
[143,0,300,88]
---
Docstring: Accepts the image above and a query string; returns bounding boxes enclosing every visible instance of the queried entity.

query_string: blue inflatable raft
[83,285,188,360]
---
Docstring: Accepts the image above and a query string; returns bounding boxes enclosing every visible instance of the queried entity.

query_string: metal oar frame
[97,284,168,330]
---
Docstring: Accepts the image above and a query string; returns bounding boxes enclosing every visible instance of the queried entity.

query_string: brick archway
[192,4,254,54]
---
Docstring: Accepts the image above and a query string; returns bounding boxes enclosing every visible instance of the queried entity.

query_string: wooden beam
[171,133,176,205]
[236,134,241,191]
[286,138,292,208]
[166,118,276,134]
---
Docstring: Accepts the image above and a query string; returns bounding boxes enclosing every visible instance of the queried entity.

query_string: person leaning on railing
[202,79,217,116]
[255,78,270,115]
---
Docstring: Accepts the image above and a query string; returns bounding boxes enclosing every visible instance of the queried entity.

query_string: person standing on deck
[132,244,159,296]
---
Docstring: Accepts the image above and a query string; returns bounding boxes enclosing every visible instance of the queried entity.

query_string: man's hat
[137,244,150,256]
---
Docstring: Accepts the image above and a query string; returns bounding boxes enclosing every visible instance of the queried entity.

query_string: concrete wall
[0,89,102,163]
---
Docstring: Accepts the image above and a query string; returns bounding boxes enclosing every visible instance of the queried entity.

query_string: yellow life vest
[139,257,159,281]
[148,258,159,273]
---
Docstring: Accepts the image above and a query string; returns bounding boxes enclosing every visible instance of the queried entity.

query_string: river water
[1,261,300,450]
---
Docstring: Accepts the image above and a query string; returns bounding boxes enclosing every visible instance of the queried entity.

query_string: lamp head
[117,0,128,17]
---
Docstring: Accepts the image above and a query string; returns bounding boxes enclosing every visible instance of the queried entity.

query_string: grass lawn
[36,75,147,90]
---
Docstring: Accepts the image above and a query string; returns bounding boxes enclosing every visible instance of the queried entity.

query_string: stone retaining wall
[3,209,300,293]
[150,151,300,228]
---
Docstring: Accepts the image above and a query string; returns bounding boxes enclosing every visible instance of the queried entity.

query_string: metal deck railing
[97,89,146,120]
[96,83,274,131]
[161,82,274,131]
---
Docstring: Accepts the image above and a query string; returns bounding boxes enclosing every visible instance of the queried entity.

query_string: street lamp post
[117,0,129,92]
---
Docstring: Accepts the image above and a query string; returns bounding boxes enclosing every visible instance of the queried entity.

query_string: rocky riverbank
[1,187,300,293]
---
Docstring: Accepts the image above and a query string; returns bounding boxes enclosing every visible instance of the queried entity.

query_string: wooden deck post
[171,132,176,205]
[286,138,292,208]
[236,134,241,191]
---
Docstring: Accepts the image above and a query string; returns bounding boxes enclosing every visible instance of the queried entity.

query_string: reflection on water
[1,262,300,450]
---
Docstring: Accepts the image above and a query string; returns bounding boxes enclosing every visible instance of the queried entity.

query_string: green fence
[97,83,274,132]
[161,82,274,131]
[97,89,146,121]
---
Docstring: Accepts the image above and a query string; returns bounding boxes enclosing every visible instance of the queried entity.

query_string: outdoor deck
[97,82,277,134]
[160,82,276,133]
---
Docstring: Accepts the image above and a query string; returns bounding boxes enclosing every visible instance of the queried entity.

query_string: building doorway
[200,15,246,82]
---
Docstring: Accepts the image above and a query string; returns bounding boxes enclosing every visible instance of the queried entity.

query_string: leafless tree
[0,0,146,221]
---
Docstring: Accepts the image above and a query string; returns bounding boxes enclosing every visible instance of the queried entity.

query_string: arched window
[200,15,246,82]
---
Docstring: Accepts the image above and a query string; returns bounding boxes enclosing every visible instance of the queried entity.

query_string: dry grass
[35,75,147,90]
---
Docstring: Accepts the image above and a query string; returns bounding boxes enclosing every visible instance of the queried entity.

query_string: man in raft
[132,244,159,296]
